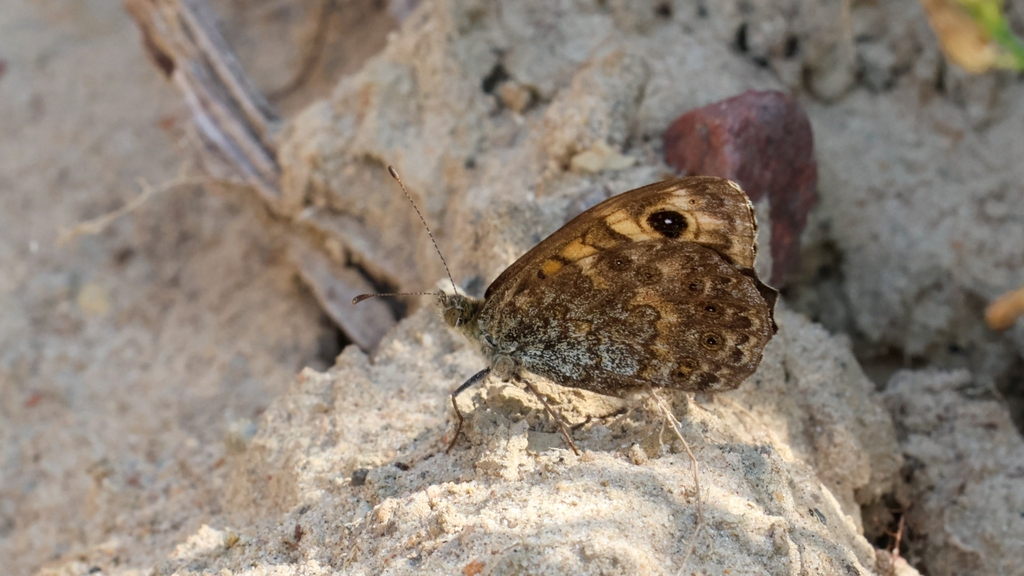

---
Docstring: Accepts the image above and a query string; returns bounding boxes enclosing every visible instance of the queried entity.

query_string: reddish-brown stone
[663,90,817,286]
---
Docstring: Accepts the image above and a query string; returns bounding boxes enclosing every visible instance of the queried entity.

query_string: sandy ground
[0,0,390,573]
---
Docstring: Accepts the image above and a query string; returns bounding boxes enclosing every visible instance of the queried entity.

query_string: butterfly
[357,171,777,454]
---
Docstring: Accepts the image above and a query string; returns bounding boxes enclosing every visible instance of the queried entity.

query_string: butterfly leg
[446,367,491,453]
[517,376,581,455]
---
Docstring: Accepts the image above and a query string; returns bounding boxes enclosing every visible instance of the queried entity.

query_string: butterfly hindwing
[478,238,774,394]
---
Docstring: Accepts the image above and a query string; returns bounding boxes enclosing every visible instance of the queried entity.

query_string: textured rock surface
[788,1,1024,410]
[800,83,1024,385]
[150,307,901,576]
[883,369,1024,576]
[241,0,1024,571]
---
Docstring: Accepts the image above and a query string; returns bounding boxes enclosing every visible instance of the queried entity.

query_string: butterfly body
[441,176,777,400]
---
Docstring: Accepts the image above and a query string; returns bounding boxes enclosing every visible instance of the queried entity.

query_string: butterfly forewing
[484,177,763,311]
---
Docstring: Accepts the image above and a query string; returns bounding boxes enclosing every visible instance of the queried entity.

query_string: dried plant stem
[646,389,707,573]
[124,0,400,347]
[56,176,209,246]
[125,0,282,205]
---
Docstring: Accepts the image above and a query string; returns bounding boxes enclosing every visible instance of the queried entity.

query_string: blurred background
[0,0,395,572]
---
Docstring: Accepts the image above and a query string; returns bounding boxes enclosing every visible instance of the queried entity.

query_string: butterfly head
[438,292,484,335]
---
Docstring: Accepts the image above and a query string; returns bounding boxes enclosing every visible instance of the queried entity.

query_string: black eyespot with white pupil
[647,210,687,238]
[702,333,722,348]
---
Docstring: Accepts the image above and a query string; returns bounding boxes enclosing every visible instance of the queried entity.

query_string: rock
[568,140,636,173]
[149,305,904,575]
[663,90,818,286]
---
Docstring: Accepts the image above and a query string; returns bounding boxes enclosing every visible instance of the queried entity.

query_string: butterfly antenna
[388,166,459,295]
[352,292,438,305]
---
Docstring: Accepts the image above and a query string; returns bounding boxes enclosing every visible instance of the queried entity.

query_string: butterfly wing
[485,177,775,315]
[480,239,773,395]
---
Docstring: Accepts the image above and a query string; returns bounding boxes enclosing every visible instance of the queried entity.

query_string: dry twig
[124,0,282,204]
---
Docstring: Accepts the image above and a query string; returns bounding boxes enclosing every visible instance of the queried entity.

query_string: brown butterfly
[357,170,777,454]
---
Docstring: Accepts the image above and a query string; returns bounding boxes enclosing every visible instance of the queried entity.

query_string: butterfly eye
[704,304,718,314]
